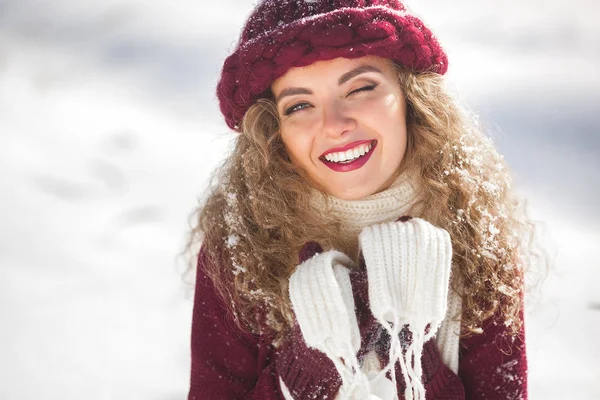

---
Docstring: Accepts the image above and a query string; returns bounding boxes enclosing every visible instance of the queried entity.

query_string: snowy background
[1,0,598,399]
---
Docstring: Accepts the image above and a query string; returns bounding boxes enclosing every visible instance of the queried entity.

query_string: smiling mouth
[319,140,377,173]
[319,140,376,164]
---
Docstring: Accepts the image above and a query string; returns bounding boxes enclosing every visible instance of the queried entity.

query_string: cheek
[357,92,402,122]
[377,94,405,121]
[281,131,312,166]
[362,97,408,156]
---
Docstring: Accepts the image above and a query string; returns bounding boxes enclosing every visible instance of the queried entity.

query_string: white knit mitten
[358,217,453,400]
[288,250,392,399]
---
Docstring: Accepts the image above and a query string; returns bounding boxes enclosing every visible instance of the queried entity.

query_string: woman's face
[271,56,408,200]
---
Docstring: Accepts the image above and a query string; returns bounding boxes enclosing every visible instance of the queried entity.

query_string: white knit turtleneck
[309,171,462,376]
[328,172,421,236]
[310,172,422,260]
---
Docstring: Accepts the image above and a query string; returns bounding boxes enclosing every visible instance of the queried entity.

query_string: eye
[348,83,378,96]
[284,102,312,116]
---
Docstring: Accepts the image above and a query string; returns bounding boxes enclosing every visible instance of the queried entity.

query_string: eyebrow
[274,64,383,105]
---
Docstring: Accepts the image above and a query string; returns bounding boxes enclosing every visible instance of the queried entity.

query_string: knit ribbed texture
[276,326,342,400]
[327,172,420,237]
[359,218,453,400]
[279,378,295,400]
[288,250,365,397]
[289,251,361,357]
[217,0,448,130]
[317,172,462,376]
[188,239,525,399]
[310,172,421,260]
[435,287,462,374]
[289,250,396,399]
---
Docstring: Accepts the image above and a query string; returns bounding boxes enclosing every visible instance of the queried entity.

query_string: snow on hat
[217,0,448,131]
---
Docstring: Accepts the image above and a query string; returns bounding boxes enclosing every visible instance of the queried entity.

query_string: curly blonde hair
[187,63,540,342]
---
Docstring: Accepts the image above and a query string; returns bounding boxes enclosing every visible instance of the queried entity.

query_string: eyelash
[283,84,379,116]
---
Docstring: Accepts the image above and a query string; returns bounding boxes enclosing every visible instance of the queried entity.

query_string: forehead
[271,56,395,90]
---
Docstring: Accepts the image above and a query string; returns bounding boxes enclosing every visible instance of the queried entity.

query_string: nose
[321,101,356,139]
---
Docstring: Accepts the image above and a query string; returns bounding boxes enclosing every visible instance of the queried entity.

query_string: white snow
[1,0,598,399]
[226,234,240,248]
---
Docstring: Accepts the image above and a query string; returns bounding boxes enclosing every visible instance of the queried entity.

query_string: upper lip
[320,140,375,158]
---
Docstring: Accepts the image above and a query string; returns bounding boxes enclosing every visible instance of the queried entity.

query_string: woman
[188,1,533,399]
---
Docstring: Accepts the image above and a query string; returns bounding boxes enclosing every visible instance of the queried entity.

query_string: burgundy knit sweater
[188,248,528,399]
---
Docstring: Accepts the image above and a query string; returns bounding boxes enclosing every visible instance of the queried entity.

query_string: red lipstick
[320,140,377,172]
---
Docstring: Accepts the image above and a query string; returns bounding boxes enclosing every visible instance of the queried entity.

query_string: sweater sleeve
[458,306,528,400]
[188,247,283,400]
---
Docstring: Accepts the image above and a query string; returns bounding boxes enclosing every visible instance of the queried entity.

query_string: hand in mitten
[275,319,343,399]
[277,242,393,400]
[275,242,343,399]
[374,331,465,399]
[297,242,381,359]
[358,216,453,400]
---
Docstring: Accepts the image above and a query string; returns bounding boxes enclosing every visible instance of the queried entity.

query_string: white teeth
[323,142,374,164]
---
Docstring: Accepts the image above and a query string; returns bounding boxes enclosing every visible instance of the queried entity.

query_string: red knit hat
[217,0,448,131]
